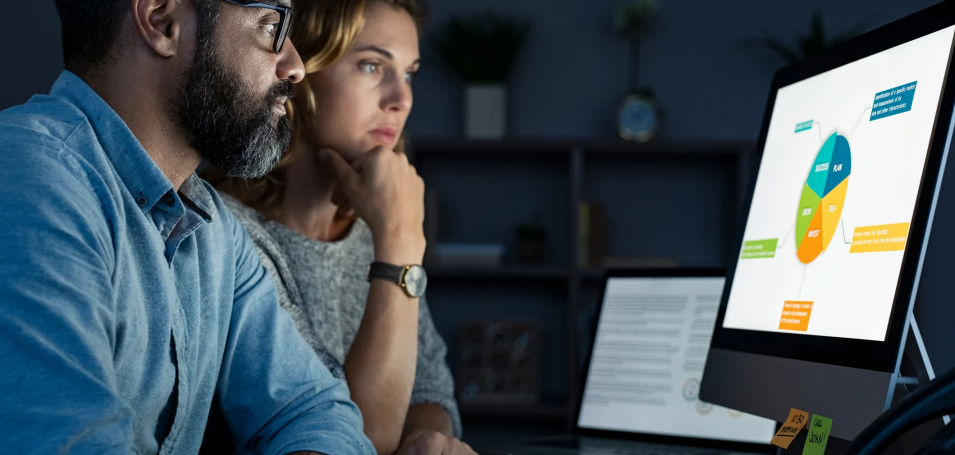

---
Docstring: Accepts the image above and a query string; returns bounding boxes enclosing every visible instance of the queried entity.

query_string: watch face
[403,265,428,298]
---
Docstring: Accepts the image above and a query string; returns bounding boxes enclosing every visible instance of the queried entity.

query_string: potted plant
[433,12,530,139]
[515,212,546,264]
[739,10,867,64]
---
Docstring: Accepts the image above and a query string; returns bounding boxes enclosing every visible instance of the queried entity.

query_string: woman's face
[307,3,420,161]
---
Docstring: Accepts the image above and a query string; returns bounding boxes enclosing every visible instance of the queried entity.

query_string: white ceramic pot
[464,84,506,139]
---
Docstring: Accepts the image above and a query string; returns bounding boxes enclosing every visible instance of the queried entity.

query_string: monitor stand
[889,313,948,423]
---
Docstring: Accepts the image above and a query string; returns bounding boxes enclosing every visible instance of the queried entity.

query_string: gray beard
[172,39,293,178]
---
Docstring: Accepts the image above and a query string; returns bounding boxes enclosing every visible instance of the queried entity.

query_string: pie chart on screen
[795,132,852,264]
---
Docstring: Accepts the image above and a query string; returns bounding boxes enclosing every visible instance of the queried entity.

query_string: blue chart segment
[824,136,852,195]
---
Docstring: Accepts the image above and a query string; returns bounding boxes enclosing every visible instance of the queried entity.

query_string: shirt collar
[50,71,174,214]
[179,174,218,222]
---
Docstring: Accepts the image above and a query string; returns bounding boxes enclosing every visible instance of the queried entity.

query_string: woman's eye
[359,62,379,74]
[405,71,416,83]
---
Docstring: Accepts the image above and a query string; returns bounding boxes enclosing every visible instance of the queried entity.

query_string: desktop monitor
[700,2,955,441]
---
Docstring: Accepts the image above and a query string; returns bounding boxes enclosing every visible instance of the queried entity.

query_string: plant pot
[465,84,506,139]
[517,236,545,264]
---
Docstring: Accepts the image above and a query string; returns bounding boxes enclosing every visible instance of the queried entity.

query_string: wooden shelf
[410,139,753,156]
[460,403,570,419]
[426,265,571,280]
[579,268,606,281]
[428,266,693,282]
[411,139,571,155]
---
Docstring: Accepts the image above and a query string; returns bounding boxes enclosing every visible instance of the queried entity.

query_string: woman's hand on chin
[320,146,426,265]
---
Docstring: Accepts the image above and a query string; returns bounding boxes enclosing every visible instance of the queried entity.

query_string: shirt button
[136,197,148,207]
[162,195,175,206]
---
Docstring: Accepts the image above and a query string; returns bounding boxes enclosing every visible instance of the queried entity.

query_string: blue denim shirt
[0,71,375,455]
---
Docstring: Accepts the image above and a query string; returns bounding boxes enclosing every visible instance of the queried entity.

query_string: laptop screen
[577,276,776,444]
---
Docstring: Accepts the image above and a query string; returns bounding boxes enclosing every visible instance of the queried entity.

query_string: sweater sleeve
[410,296,463,438]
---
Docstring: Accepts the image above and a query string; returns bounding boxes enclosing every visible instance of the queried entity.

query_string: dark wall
[0,2,62,110]
[3,1,954,374]
[3,1,940,133]
[407,0,939,140]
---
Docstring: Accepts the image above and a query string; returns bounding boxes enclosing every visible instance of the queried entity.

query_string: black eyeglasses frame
[221,0,293,54]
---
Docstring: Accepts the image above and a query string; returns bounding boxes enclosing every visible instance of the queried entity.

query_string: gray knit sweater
[222,195,461,437]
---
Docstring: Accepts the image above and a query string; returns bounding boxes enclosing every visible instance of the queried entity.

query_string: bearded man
[0,1,376,454]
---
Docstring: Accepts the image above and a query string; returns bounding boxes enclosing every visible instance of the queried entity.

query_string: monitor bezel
[572,268,775,453]
[709,1,955,374]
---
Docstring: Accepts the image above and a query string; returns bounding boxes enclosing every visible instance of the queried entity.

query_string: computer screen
[723,26,955,342]
[577,276,776,444]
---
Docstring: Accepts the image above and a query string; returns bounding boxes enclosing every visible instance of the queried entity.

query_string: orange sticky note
[771,408,810,449]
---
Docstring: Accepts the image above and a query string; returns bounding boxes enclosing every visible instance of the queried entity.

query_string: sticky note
[771,408,809,449]
[802,415,833,455]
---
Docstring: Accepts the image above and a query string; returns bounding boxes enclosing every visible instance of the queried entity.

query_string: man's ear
[131,0,189,58]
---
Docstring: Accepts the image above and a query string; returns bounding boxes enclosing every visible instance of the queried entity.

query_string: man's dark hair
[53,0,219,76]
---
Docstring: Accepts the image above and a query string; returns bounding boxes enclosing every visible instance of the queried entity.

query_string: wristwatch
[367,262,428,298]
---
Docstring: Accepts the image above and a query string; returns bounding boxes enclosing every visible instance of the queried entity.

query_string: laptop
[499,269,777,455]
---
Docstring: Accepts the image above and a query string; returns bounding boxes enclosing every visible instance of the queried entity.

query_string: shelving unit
[427,265,571,280]
[409,139,754,429]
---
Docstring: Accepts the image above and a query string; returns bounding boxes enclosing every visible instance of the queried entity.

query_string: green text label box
[742,239,778,259]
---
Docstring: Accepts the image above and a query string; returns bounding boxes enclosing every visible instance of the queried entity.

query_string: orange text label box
[850,223,910,253]
[779,301,813,332]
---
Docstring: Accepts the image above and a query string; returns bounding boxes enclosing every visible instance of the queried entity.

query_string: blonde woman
[205,1,472,454]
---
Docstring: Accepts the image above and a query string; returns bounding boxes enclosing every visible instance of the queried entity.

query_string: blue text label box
[871,81,917,121]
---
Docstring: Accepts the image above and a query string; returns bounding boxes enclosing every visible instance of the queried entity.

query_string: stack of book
[578,201,605,268]
[431,243,506,266]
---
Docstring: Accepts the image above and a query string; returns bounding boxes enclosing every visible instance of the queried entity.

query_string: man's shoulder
[0,95,90,150]
[0,100,115,248]
[0,96,104,183]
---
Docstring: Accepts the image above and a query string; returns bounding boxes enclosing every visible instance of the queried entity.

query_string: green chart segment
[796,132,852,264]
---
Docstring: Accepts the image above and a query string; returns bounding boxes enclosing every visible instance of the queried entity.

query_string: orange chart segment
[821,177,849,249]
[797,207,823,263]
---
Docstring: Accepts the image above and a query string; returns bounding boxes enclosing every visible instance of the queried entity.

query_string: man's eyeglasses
[222,0,293,54]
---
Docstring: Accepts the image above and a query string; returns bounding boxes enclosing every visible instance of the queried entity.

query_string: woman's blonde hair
[208,0,426,219]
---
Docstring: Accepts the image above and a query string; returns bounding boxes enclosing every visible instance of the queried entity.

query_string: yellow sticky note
[771,408,809,449]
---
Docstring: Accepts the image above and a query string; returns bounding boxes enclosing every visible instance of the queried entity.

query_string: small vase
[464,84,506,139]
[517,236,545,264]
